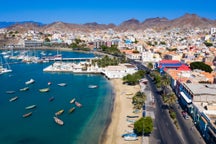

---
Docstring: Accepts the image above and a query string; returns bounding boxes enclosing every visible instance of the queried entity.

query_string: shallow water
[0,50,113,144]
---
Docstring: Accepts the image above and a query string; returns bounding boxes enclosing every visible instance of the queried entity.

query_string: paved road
[173,102,206,144]
[146,74,184,144]
[129,59,206,144]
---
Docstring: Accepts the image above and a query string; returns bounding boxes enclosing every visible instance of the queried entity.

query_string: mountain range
[1,14,216,32]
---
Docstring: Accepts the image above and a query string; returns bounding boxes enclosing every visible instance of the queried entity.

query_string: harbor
[43,61,138,79]
[0,50,114,144]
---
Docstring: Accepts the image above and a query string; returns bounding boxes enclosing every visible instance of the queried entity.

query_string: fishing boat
[25,78,35,85]
[48,82,52,85]
[68,107,75,113]
[25,104,36,110]
[88,85,98,89]
[53,116,64,126]
[55,109,64,116]
[39,87,50,92]
[23,112,32,118]
[6,90,15,94]
[9,96,18,102]
[70,98,75,104]
[0,57,12,75]
[75,101,82,107]
[19,87,29,91]
[126,115,139,118]
[123,133,138,141]
[57,83,67,87]
[49,96,55,102]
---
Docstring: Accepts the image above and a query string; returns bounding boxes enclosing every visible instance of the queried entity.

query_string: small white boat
[23,112,32,118]
[58,83,67,87]
[75,101,82,107]
[25,105,36,110]
[55,109,64,116]
[88,85,98,89]
[20,87,29,91]
[6,90,16,94]
[70,98,75,104]
[39,87,50,93]
[123,133,138,141]
[53,116,64,126]
[9,96,18,102]
[25,78,35,85]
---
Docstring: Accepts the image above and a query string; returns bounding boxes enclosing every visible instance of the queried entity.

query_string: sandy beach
[102,79,142,144]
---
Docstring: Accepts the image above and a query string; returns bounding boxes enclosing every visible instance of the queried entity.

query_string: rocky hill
[2,13,216,33]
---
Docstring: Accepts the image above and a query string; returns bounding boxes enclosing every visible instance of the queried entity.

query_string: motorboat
[0,57,12,75]
[25,104,36,110]
[20,87,29,91]
[25,78,35,85]
[23,112,32,118]
[39,87,50,93]
[58,83,67,87]
[88,85,98,89]
[123,133,138,141]
[53,116,64,125]
[49,96,55,102]
[55,109,64,116]
[9,96,18,102]
[75,101,82,107]
[68,107,75,113]
[70,98,75,104]
[6,90,15,94]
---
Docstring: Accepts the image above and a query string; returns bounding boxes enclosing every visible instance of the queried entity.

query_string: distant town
[0,13,216,143]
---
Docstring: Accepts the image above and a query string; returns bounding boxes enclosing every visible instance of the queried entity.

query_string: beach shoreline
[101,78,141,144]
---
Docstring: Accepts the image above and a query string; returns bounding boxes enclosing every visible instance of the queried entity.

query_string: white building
[210,28,216,34]
[102,63,138,79]
[142,50,161,63]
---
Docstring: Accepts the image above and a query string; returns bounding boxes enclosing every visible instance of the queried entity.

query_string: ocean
[0,50,114,144]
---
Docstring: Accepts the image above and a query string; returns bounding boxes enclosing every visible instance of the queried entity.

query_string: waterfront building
[102,63,138,79]
[25,40,43,48]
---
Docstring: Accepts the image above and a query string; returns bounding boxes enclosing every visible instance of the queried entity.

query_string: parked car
[182,111,189,119]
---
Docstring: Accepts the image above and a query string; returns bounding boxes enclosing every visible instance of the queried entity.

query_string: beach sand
[102,79,141,144]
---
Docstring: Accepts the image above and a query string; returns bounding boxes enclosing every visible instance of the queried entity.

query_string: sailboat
[0,56,12,75]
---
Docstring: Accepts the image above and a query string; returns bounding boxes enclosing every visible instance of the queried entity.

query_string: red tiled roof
[159,60,180,64]
[177,65,191,71]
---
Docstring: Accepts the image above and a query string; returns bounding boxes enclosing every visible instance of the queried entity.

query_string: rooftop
[184,83,216,95]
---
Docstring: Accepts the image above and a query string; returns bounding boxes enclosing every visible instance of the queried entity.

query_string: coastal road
[130,59,206,144]
[146,74,184,144]
[129,59,183,143]
[172,101,206,144]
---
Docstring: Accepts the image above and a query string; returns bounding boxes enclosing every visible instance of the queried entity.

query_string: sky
[0,0,215,25]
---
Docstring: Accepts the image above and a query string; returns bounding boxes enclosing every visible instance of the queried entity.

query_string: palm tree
[164,93,177,109]
[161,74,170,95]
[147,62,153,70]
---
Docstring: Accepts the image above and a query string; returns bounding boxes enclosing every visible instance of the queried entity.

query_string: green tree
[147,62,153,70]
[164,93,177,109]
[190,61,213,73]
[204,41,213,47]
[44,37,50,42]
[132,91,146,109]
[123,70,146,85]
[134,117,153,135]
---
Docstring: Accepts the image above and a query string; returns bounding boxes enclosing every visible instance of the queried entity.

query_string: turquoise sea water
[0,50,114,144]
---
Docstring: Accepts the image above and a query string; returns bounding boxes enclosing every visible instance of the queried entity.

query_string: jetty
[43,61,138,79]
